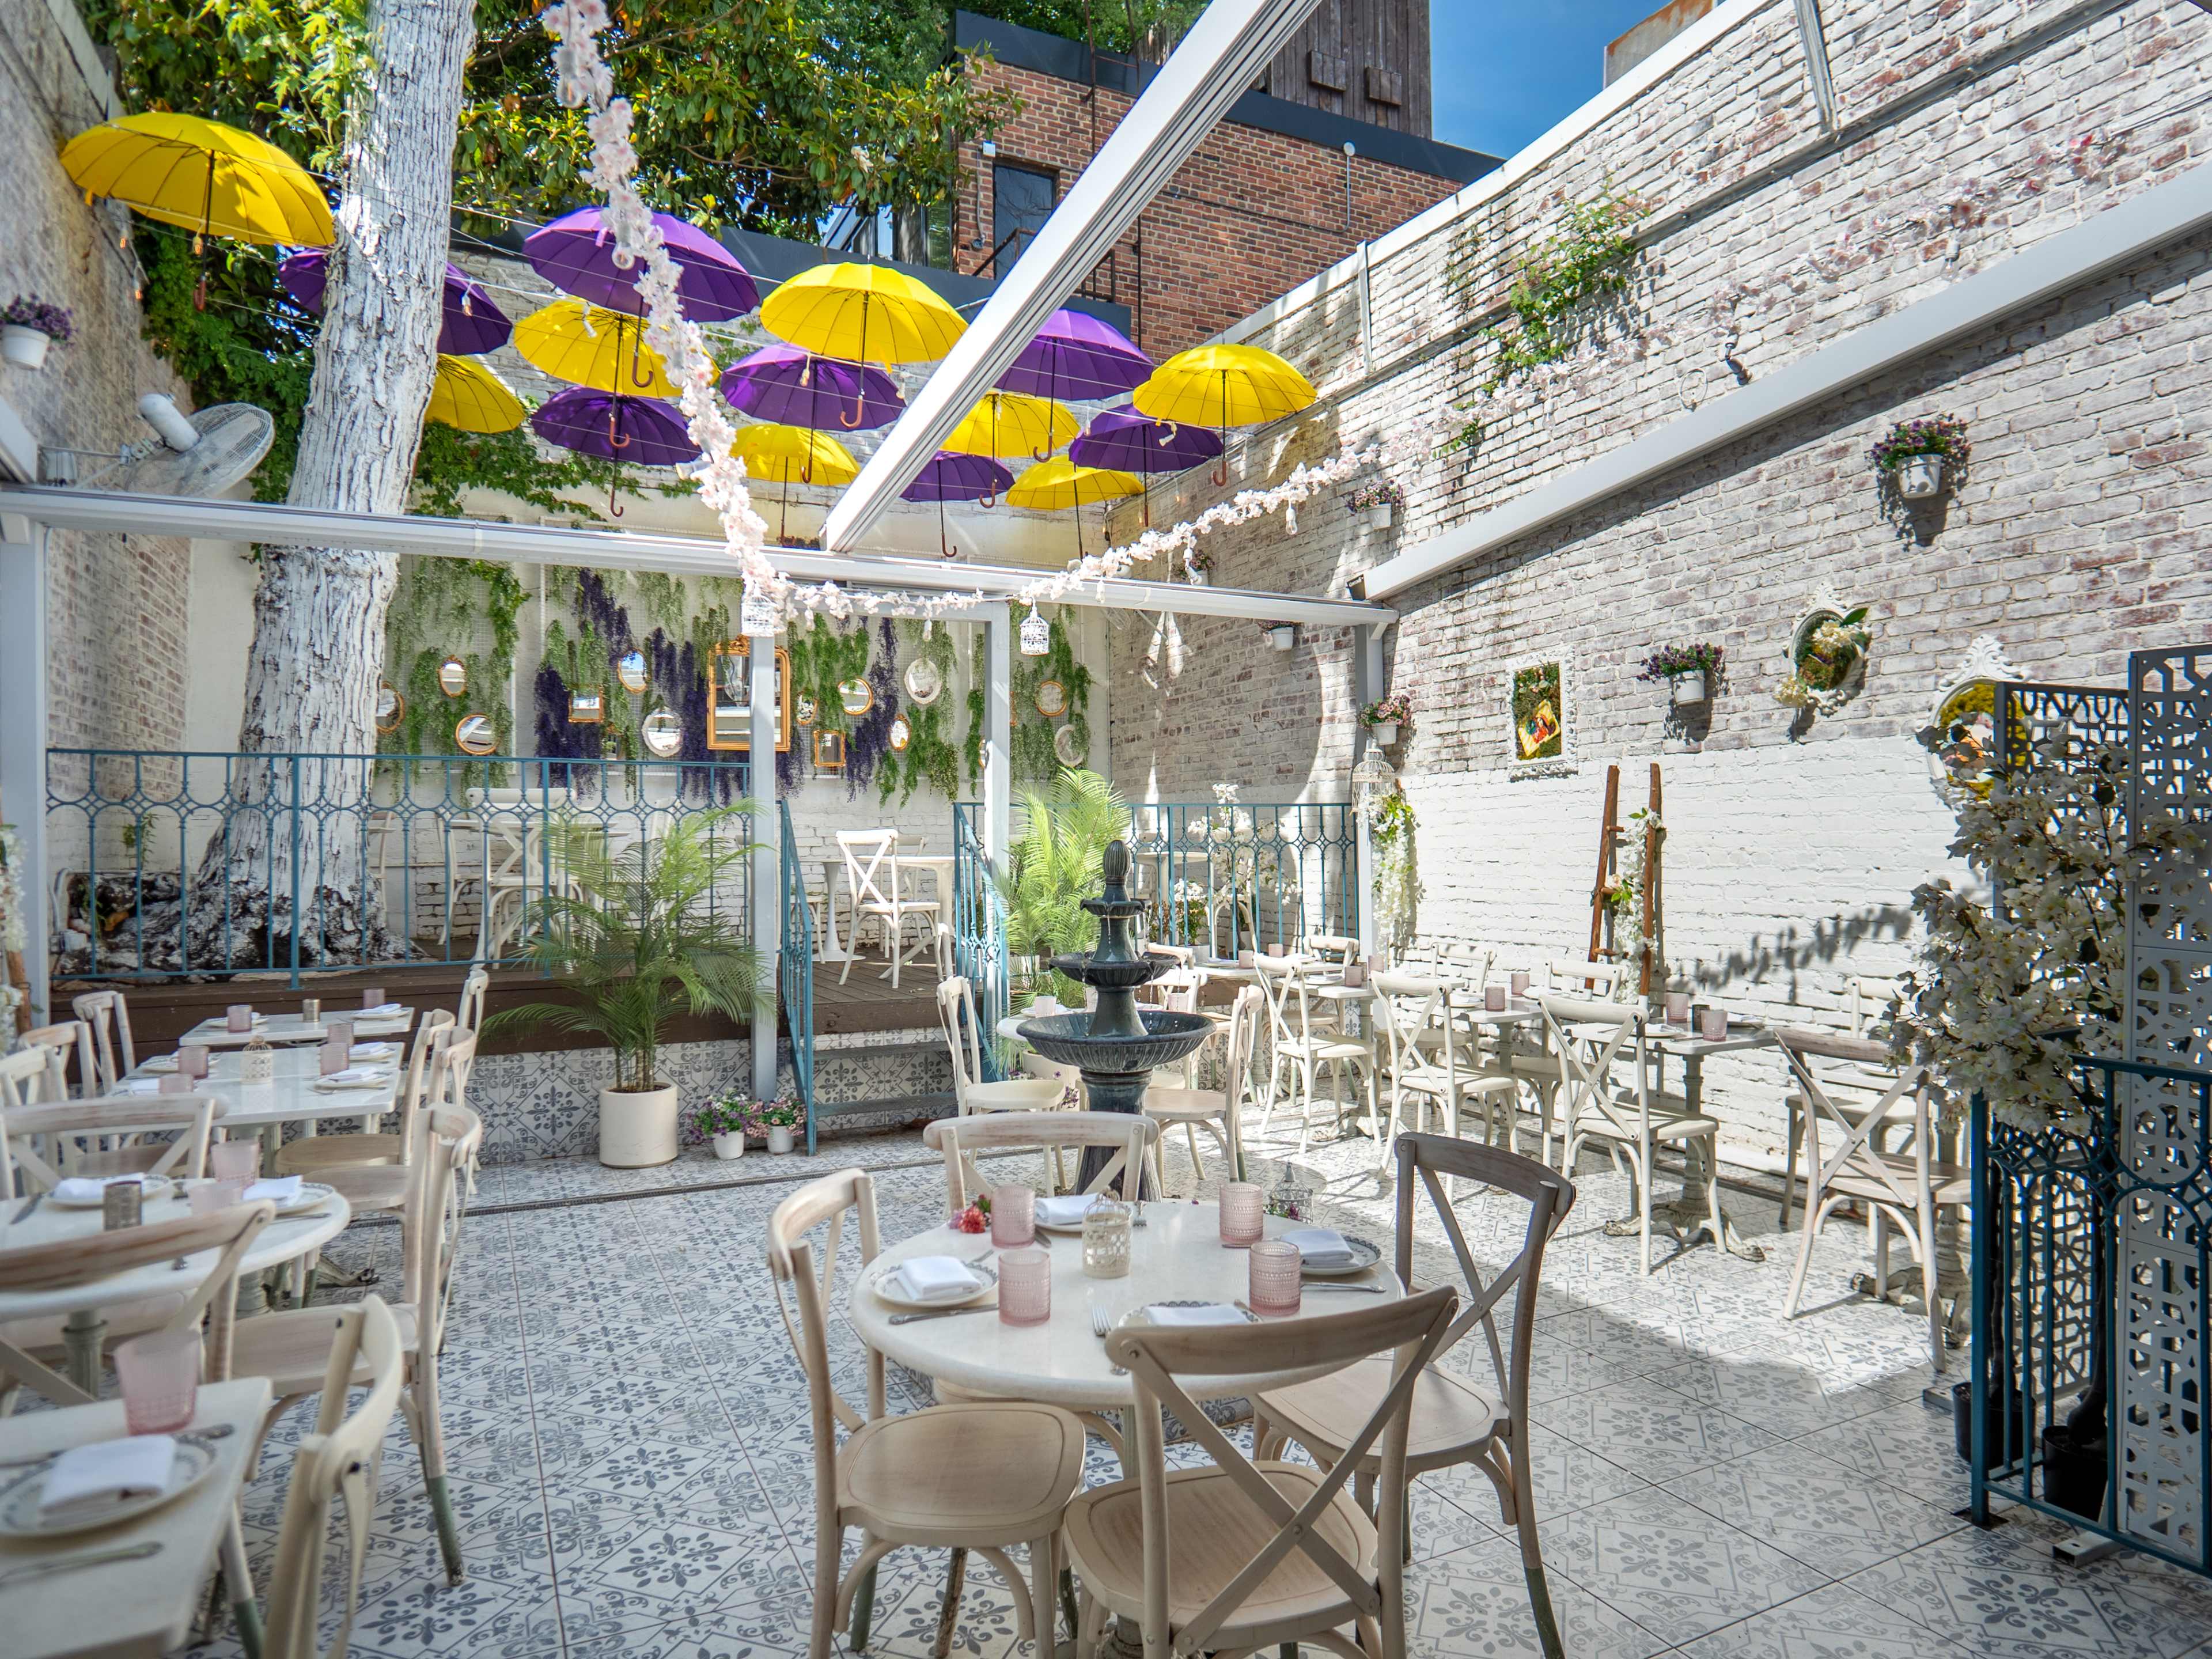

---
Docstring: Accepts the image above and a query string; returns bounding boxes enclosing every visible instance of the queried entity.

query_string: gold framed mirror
[813,729,846,770]
[374,681,404,734]
[616,649,649,694]
[454,713,497,755]
[889,713,912,753]
[437,657,468,699]
[640,707,683,758]
[706,639,792,753]
[836,676,874,718]
[568,687,605,724]
[1033,677,1069,719]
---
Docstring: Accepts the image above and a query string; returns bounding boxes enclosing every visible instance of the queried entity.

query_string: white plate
[1124,1299,1260,1327]
[1297,1233,1384,1279]
[868,1257,998,1312]
[0,1436,219,1538]
[267,1181,336,1217]
[311,1072,393,1093]
[48,1177,173,1210]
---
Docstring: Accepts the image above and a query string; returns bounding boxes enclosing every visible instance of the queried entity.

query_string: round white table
[0,1187,351,1402]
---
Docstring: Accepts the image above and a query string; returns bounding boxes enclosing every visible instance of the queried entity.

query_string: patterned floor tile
[1403,1531,1667,1658]
[1792,1396,1974,1513]
[1658,1441,1969,1577]
[1672,1579,1969,1658]
[1641,1354,1923,1442]
[1532,1381,1786,1487]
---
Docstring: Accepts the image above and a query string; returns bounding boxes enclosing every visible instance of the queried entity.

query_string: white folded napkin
[51,1173,147,1205]
[1281,1227,1357,1269]
[315,1067,392,1088]
[349,1041,399,1059]
[141,1055,179,1073]
[1144,1304,1246,1327]
[359,1002,406,1017]
[243,1176,303,1206]
[40,1435,177,1522]
[891,1256,985,1303]
[1033,1194,1099,1229]
[116,1077,164,1095]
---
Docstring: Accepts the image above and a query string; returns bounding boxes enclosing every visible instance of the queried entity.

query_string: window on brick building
[992,162,1055,271]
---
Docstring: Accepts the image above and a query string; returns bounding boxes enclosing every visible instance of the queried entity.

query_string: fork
[0,1542,161,1589]
[1090,1306,1126,1375]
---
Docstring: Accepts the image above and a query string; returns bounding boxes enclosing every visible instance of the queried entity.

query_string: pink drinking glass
[326,1018,355,1051]
[225,1004,253,1034]
[1699,1005,1729,1041]
[1248,1239,1302,1315]
[208,1139,259,1183]
[997,1246,1051,1327]
[1485,984,1507,1012]
[1219,1181,1264,1248]
[361,986,387,1011]
[115,1328,199,1435]
[1509,972,1531,998]
[1665,991,1691,1027]
[990,1184,1036,1248]
[320,1037,349,1076]
[157,1074,192,1095]
[179,1044,209,1080]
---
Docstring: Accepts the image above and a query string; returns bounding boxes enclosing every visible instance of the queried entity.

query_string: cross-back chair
[1302,933,1363,968]
[1143,986,1260,1195]
[1369,974,1520,1177]
[1543,993,1719,1274]
[456,964,490,1032]
[20,1021,96,1100]
[1252,954,1374,1156]
[2,1094,222,1196]
[768,1168,1086,1659]
[1775,1028,1960,1369]
[1777,975,1902,1226]
[0,1046,66,1131]
[1070,1285,1457,1659]
[923,1111,1158,1211]
[838,829,938,989]
[275,1009,456,1180]
[69,989,138,1094]
[1254,1134,1574,1657]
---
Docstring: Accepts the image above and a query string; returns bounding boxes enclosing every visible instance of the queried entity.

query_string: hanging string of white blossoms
[541,1,1415,622]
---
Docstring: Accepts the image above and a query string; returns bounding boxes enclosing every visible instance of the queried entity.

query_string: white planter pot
[1368,721,1399,745]
[711,1130,746,1161]
[766,1125,797,1156]
[1895,453,1945,498]
[2,327,51,370]
[1669,671,1710,706]
[1365,503,1395,530]
[599,1084,679,1167]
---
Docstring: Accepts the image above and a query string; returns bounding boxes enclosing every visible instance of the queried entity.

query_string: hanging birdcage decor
[1019,609,1051,657]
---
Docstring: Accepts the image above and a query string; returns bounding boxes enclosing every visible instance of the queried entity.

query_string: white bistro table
[1637,1018,1777,1262]
[124,1047,404,1145]
[175,1007,414,1048]
[0,1186,351,1403]
[0,1378,272,1659]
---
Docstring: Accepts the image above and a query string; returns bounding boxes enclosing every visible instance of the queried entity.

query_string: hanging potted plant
[2,297,72,370]
[694,1092,762,1161]
[1870,413,1969,499]
[1181,547,1211,588]
[1349,478,1406,531]
[1638,641,1722,706]
[757,1096,804,1156]
[1361,692,1411,747]
[486,807,768,1168]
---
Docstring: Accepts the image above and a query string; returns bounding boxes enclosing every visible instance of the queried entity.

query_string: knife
[888,1305,1000,1325]
[10,1192,42,1224]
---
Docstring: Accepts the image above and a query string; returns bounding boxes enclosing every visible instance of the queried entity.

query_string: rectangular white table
[0,1379,271,1659]
[175,1008,414,1048]
[124,1046,403,1136]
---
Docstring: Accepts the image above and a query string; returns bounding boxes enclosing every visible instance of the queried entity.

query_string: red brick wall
[955,60,1463,357]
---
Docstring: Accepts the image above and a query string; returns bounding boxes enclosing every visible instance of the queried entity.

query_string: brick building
[950,10,1495,356]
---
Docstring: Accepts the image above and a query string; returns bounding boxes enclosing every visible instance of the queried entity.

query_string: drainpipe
[984,603,1012,870]
[0,517,48,1027]
[748,607,779,1102]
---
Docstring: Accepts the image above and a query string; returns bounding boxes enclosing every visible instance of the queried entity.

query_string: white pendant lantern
[1019,610,1051,656]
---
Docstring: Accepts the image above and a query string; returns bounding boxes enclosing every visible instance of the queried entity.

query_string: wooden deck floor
[808,955,941,1035]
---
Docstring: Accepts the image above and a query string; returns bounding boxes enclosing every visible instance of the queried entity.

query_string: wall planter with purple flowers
[2,297,72,370]
[1361,692,1410,747]
[1871,412,1969,501]
[1349,478,1406,531]
[1638,641,1722,707]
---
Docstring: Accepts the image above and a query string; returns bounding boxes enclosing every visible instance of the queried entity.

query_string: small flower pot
[2,327,51,370]
[1895,453,1944,498]
[1669,671,1710,706]
[1266,624,1296,651]
[711,1131,746,1161]
[766,1124,797,1156]
[1368,721,1399,745]
[1184,565,1209,588]
[600,1084,679,1168]
[1365,503,1395,531]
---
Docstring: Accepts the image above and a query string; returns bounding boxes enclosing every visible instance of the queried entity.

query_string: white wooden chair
[274,1010,456,1180]
[1256,1134,1573,1657]
[1544,993,1721,1276]
[1778,975,1901,1227]
[1143,986,1260,1195]
[1368,975,1519,1177]
[256,1296,408,1659]
[1252,955,1375,1155]
[69,988,137,1093]
[2,1094,222,1195]
[1776,1028,1960,1370]
[1509,959,1637,1165]
[940,977,1074,1190]
[768,1168,1086,1659]
[838,829,940,989]
[19,1021,96,1100]
[923,1110,1159,1210]
[0,1045,66,1127]
[1071,1285,1457,1659]
[456,964,490,1033]
[1302,932,1363,968]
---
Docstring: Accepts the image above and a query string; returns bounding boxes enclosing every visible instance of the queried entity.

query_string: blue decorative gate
[778,801,817,1150]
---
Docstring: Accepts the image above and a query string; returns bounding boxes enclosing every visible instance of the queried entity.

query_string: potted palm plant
[1005,766,1127,1005]
[487,806,768,1168]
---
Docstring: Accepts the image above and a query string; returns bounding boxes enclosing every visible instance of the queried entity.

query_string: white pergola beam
[821,0,1326,552]
[0,486,1393,627]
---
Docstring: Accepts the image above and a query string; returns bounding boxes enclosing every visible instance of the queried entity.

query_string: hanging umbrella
[426,355,527,433]
[944,391,1080,461]
[60,113,332,249]
[523,207,759,322]
[514,300,679,397]
[902,450,1014,558]
[732,425,861,544]
[532,387,700,518]
[1070,403,1225,525]
[719,344,904,431]
[1132,343,1317,485]
[279,250,510,355]
[998,309,1152,402]
[1007,457,1142,559]
[761,264,964,424]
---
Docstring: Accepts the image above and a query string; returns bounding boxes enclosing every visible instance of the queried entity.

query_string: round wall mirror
[889,714,912,753]
[616,650,649,694]
[437,657,468,699]
[903,657,944,706]
[454,713,497,755]
[1033,678,1069,719]
[641,708,683,757]
[795,694,817,728]
[374,681,404,734]
[1054,722,1087,767]
[836,677,874,718]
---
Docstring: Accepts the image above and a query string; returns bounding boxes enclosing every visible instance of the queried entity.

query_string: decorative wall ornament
[639,707,683,757]
[1033,678,1069,719]
[813,729,846,771]
[705,639,791,753]
[1775,584,1872,716]
[567,687,605,724]
[1921,634,2024,801]
[836,677,874,718]
[1019,609,1051,656]
[795,695,817,727]
[374,681,404,734]
[436,657,468,698]
[454,713,497,755]
[888,714,911,753]
[615,649,649,693]
[902,655,943,706]
[1054,722,1087,767]
[1509,659,1572,774]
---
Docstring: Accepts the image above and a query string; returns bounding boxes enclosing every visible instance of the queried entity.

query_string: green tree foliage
[1003,767,1126,1005]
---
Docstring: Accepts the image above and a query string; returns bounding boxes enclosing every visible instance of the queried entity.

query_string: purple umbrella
[278,250,511,355]
[997,309,1152,402]
[531,387,700,518]
[1070,404,1223,525]
[720,344,904,431]
[901,451,1012,558]
[524,207,759,323]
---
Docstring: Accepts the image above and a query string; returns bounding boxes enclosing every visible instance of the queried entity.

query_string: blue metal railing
[1120,800,1359,955]
[779,800,818,1150]
[1971,1054,2212,1575]
[48,748,751,984]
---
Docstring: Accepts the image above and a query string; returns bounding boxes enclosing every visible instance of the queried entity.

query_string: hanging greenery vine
[964,624,988,793]
[381,556,526,767]
[1008,601,1091,785]
[889,620,961,805]
[847,619,900,799]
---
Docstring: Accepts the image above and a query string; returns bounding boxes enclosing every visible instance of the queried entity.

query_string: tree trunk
[187,0,476,973]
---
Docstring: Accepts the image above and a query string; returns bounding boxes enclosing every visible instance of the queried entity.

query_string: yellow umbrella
[60,113,332,249]
[513,300,679,397]
[1007,457,1142,558]
[760,264,964,423]
[1131,342,1317,484]
[944,391,1080,461]
[732,425,859,543]
[426,355,527,433]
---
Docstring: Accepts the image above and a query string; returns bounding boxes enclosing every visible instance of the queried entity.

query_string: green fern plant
[1002,767,1127,1005]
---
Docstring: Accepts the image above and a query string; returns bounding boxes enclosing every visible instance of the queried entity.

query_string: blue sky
[1430,2,1675,159]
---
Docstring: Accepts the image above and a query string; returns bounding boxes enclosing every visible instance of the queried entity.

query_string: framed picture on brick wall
[1509,657,1571,773]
